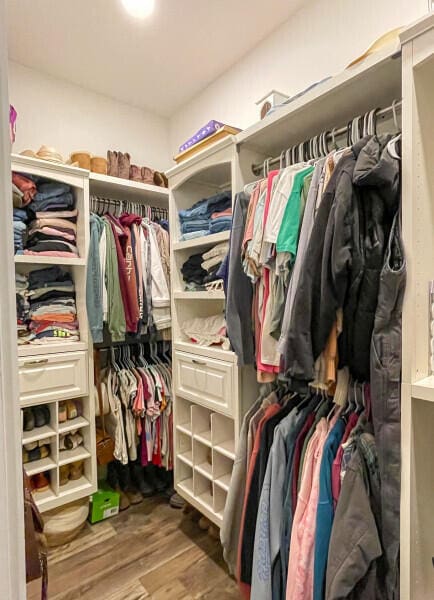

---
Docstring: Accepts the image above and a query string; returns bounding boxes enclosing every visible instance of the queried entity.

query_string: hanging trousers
[370,213,406,600]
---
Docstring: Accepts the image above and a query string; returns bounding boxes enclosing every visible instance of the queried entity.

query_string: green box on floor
[88,485,120,524]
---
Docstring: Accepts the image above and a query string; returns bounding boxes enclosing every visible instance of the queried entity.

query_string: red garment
[106,214,138,333]
[291,411,316,512]
[331,411,359,508]
[12,172,36,204]
[211,207,232,219]
[237,402,282,599]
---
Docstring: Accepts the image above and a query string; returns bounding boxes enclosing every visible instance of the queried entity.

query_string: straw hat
[346,28,403,69]
[35,145,64,164]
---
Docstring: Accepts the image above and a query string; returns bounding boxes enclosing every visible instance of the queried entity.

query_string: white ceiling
[7,0,305,117]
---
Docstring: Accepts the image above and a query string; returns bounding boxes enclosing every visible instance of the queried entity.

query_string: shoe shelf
[175,397,235,526]
[89,172,169,207]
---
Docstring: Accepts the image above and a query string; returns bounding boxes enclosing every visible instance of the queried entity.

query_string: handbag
[94,349,115,466]
[23,471,48,600]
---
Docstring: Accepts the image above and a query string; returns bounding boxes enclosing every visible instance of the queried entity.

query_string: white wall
[169,0,427,157]
[8,61,171,170]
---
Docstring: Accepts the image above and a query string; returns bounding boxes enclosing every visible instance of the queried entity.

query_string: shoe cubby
[211,412,235,459]
[176,396,193,435]
[212,450,233,492]
[213,482,227,519]
[22,402,56,444]
[177,431,193,466]
[177,460,193,497]
[193,470,214,511]
[192,404,212,446]
[193,438,213,480]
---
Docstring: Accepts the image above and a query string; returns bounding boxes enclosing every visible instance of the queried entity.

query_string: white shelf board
[194,431,212,447]
[24,456,57,476]
[58,475,92,497]
[174,291,225,300]
[236,44,402,156]
[58,416,89,434]
[33,486,57,508]
[22,425,56,445]
[178,477,194,496]
[411,376,434,403]
[11,153,89,179]
[177,423,192,437]
[174,341,236,363]
[15,255,86,266]
[18,341,87,357]
[214,473,231,492]
[58,446,91,466]
[167,136,236,180]
[178,450,193,466]
[214,440,235,461]
[89,172,169,207]
[195,462,213,480]
[173,230,230,252]
[196,490,214,510]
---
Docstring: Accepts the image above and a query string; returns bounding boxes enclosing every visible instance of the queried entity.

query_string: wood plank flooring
[27,497,239,600]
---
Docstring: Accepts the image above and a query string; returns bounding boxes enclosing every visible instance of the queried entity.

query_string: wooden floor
[27,497,239,600]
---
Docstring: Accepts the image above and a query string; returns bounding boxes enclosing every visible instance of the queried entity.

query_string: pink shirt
[286,412,341,600]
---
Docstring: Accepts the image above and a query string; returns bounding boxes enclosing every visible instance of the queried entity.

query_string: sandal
[32,472,50,493]
[64,432,83,450]
[66,400,78,420]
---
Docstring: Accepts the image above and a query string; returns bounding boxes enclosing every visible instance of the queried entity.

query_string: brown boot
[129,164,142,181]
[141,166,155,185]
[107,150,119,177]
[153,171,168,188]
[115,485,131,511]
[118,152,131,179]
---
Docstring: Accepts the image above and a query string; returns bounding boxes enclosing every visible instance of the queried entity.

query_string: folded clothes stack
[178,191,232,241]
[12,173,36,206]
[16,272,33,344]
[181,241,229,291]
[24,180,78,257]
[13,208,28,253]
[24,266,79,344]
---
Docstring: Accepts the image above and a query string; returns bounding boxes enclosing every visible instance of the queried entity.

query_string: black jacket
[347,135,400,380]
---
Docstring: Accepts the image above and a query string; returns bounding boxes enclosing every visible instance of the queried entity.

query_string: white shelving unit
[167,137,260,527]
[12,154,97,512]
[400,15,434,599]
[89,171,169,206]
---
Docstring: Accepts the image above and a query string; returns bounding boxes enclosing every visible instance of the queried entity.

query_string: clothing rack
[90,194,168,221]
[251,99,402,176]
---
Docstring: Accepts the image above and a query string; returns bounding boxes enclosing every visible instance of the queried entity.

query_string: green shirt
[276,166,314,256]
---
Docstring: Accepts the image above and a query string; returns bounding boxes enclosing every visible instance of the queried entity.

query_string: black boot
[146,464,167,493]
[118,462,142,504]
[130,462,155,497]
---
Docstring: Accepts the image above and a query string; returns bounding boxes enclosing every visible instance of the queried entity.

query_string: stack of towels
[181,242,229,291]
[25,181,78,257]
[178,191,232,241]
[24,266,79,344]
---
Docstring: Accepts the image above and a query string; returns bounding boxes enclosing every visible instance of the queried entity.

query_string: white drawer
[175,351,234,416]
[19,351,88,405]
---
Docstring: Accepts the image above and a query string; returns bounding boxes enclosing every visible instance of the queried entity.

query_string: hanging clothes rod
[251,99,402,176]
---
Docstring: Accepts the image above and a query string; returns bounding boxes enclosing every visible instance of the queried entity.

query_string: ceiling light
[121,0,155,19]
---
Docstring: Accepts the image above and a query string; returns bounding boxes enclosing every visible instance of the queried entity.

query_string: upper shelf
[236,44,402,156]
[89,172,169,207]
[11,154,89,188]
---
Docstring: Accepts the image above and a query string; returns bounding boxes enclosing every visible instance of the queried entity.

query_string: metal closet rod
[251,99,402,176]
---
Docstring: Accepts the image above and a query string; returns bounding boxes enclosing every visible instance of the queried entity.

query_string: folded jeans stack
[24,180,78,257]
[26,266,79,344]
[178,191,231,241]
[13,208,28,253]
[209,206,233,234]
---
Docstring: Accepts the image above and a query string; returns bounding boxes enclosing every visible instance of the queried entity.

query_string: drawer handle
[23,358,49,367]
[192,359,206,365]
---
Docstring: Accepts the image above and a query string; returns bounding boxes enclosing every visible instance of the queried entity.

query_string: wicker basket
[91,156,108,175]
[43,498,89,548]
[70,151,91,170]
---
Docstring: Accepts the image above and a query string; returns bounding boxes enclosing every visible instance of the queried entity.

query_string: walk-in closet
[1,2,434,599]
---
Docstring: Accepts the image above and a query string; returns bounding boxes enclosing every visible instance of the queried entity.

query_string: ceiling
[7,0,305,117]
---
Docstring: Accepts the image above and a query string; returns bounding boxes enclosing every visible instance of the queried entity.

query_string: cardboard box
[88,486,120,524]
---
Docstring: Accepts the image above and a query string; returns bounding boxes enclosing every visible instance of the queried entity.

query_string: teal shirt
[276,166,314,256]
